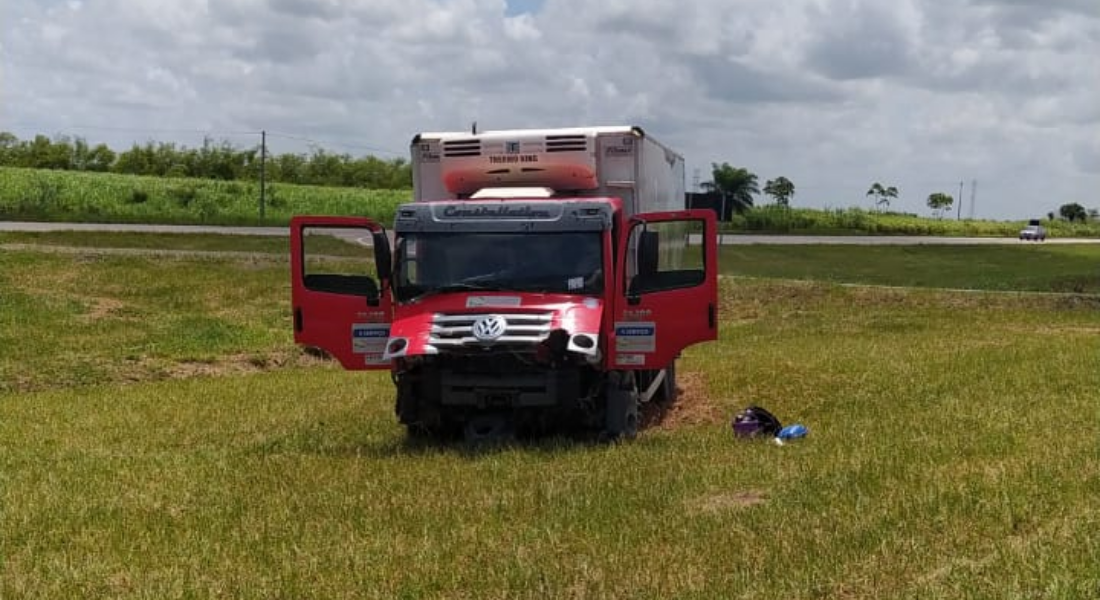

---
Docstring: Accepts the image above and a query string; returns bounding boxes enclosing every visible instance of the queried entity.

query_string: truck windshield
[393,231,603,302]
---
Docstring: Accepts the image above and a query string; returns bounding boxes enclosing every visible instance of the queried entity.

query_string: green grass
[5,232,1096,293]
[720,244,1100,293]
[0,166,408,226]
[0,231,374,258]
[0,249,293,393]
[723,205,1100,238]
[2,243,1100,597]
[0,231,293,254]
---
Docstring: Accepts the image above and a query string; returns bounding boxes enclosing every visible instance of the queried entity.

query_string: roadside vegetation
[3,131,1096,237]
[0,131,411,188]
[0,166,406,226]
[5,164,1100,237]
[699,163,1098,237]
[720,205,1100,237]
[1,241,1098,597]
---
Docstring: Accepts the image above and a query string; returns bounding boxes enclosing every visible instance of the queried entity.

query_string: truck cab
[290,126,718,439]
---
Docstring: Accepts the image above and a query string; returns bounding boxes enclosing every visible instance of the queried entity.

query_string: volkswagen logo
[472,315,508,342]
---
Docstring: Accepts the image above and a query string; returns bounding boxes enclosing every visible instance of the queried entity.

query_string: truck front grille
[428,312,553,349]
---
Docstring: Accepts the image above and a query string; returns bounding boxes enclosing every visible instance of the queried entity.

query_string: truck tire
[604,372,639,441]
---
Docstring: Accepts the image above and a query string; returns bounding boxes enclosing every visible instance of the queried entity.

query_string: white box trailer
[410,125,686,218]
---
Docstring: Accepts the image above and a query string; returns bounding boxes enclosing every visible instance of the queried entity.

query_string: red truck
[290,126,718,440]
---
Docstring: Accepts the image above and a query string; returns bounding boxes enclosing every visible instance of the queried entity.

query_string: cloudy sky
[2,0,1097,219]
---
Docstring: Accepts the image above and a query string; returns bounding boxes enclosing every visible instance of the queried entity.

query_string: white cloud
[0,0,1096,218]
[503,13,541,41]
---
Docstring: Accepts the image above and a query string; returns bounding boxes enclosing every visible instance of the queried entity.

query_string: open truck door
[290,216,393,370]
[610,209,718,370]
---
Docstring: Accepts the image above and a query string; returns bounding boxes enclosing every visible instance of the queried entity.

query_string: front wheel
[604,372,639,441]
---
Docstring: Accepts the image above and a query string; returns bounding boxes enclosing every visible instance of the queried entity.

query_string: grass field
[5,165,1099,238]
[0,166,407,226]
[4,231,1100,293]
[2,241,1099,598]
[721,244,1100,293]
[722,205,1100,238]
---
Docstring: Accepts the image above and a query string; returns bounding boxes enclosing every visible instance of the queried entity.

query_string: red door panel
[290,216,393,370]
[609,210,718,370]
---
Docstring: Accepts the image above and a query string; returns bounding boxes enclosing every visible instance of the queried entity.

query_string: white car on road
[1019,224,1046,241]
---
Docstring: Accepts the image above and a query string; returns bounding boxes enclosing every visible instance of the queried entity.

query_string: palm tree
[866,182,898,210]
[703,162,759,214]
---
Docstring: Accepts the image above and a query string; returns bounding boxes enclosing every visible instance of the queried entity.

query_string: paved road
[2,221,1098,245]
[0,221,288,236]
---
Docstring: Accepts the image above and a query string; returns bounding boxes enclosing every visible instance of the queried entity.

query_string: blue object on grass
[776,424,808,440]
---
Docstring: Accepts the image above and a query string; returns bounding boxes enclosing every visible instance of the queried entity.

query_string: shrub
[169,185,198,208]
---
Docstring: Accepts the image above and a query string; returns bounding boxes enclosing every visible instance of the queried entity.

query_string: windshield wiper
[409,282,507,302]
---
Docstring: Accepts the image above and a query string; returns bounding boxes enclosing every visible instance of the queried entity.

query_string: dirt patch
[641,371,724,430]
[80,296,128,321]
[686,490,768,515]
[159,350,331,379]
[1003,324,1100,336]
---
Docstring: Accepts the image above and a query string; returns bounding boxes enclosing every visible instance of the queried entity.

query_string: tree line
[0,132,412,189]
[705,162,1094,222]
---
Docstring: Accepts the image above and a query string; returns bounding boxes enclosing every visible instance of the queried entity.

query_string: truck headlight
[567,333,601,363]
[384,337,409,359]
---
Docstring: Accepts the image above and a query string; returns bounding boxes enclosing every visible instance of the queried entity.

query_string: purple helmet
[732,406,782,438]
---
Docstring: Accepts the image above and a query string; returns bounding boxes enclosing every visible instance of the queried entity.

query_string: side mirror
[627,229,659,303]
[373,230,393,281]
[638,230,659,278]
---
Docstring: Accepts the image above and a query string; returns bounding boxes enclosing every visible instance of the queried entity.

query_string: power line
[265,131,403,156]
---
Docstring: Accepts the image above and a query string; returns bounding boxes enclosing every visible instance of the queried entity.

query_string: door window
[300,226,380,303]
[626,219,706,296]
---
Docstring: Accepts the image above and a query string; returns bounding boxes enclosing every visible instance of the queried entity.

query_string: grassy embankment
[721,205,1100,238]
[3,230,1099,294]
[2,238,1099,597]
[5,165,1099,237]
[0,166,405,226]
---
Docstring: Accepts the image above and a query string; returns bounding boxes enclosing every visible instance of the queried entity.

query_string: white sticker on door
[614,321,656,353]
[352,323,389,354]
[616,354,645,366]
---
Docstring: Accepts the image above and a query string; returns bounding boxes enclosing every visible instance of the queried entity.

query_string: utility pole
[969,179,977,220]
[957,180,964,220]
[259,130,267,221]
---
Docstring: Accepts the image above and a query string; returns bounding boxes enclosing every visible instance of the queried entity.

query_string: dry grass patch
[641,371,725,430]
[79,296,129,321]
[685,490,769,515]
[161,351,331,379]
